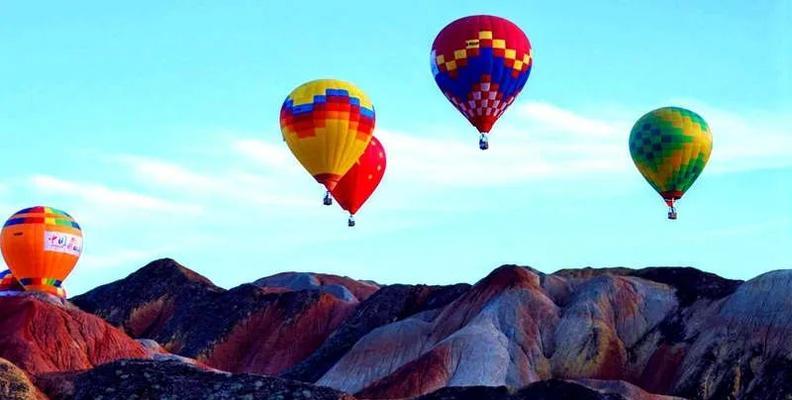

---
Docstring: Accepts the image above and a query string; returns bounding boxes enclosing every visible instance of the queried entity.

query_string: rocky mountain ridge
[1,258,789,399]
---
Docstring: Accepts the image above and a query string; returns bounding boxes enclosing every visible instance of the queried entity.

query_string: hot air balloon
[0,206,83,298]
[331,136,387,227]
[431,15,533,150]
[0,269,24,294]
[280,79,376,205]
[629,107,712,219]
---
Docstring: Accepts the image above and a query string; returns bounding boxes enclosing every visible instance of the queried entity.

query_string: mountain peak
[253,271,379,302]
[132,258,218,287]
[71,258,225,338]
[477,264,543,291]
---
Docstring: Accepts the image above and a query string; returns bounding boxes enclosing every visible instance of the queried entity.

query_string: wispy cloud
[117,154,315,209]
[373,101,633,188]
[230,138,295,171]
[515,101,626,138]
[21,100,792,235]
[30,175,203,214]
[117,156,220,190]
[380,100,792,192]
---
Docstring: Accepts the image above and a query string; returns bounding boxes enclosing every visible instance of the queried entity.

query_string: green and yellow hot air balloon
[629,107,712,220]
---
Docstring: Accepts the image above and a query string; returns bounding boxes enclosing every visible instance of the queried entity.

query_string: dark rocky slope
[36,359,355,400]
[72,259,357,375]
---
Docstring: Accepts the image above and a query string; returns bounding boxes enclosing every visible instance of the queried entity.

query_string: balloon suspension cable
[347,214,356,227]
[479,134,489,150]
[323,191,333,206]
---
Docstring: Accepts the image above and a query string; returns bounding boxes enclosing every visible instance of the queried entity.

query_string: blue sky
[1,1,790,295]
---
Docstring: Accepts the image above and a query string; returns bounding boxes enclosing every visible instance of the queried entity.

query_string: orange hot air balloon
[0,206,83,297]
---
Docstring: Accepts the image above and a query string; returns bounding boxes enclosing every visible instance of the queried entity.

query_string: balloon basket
[323,192,333,206]
[479,134,489,150]
[667,207,678,220]
[347,215,356,227]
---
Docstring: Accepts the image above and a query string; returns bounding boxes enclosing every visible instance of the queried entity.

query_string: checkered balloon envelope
[431,15,533,150]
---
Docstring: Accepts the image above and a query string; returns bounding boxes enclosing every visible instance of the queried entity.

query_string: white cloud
[374,101,634,188]
[376,129,557,186]
[23,100,791,233]
[30,175,203,214]
[515,101,626,137]
[117,154,315,209]
[370,100,792,190]
[230,138,295,171]
[118,156,220,190]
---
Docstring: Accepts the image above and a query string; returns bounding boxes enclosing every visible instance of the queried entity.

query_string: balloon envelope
[629,107,713,206]
[0,206,82,297]
[431,15,532,134]
[280,79,375,191]
[331,136,387,215]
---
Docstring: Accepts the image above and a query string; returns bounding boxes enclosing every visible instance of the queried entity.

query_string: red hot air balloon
[331,136,387,227]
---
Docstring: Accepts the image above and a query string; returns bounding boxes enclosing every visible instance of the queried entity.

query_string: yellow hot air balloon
[280,79,375,204]
[1,206,83,298]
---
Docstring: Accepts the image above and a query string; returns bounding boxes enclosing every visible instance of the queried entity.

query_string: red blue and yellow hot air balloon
[0,206,82,298]
[280,79,376,205]
[629,107,713,219]
[431,15,533,149]
[0,270,24,293]
[331,136,387,227]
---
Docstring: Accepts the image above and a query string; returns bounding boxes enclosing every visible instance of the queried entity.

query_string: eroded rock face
[283,283,470,383]
[0,358,44,400]
[671,270,792,400]
[72,259,357,375]
[66,259,792,400]
[198,287,356,375]
[313,265,788,400]
[318,266,684,399]
[36,359,356,400]
[0,295,148,375]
